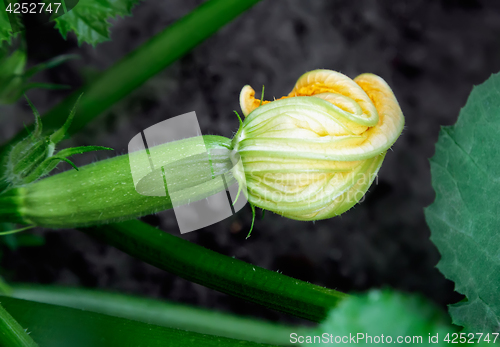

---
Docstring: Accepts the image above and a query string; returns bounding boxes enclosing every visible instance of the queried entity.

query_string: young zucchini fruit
[1,70,404,228]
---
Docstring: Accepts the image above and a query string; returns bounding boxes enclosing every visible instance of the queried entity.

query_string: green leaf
[425,73,500,333]
[49,93,82,143]
[0,302,38,347]
[11,284,302,345]
[1,296,280,347]
[0,2,14,44]
[53,0,141,46]
[312,289,483,346]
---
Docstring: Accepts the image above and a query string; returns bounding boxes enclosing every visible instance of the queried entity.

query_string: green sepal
[2,96,112,188]
[0,225,35,236]
[233,110,243,127]
[311,289,459,346]
[246,203,256,239]
[49,94,82,143]
[56,146,114,158]
[25,95,43,137]
[51,0,142,46]
[0,136,233,228]
[7,135,52,185]
[22,156,78,184]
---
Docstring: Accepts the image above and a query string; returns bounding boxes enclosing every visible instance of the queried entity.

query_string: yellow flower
[231,69,404,221]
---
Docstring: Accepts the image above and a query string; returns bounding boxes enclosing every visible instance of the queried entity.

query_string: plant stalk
[82,219,348,322]
[0,301,38,347]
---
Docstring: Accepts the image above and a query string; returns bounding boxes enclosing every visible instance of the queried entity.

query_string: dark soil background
[1,0,500,325]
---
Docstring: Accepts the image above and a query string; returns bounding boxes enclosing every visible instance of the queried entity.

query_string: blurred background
[1,0,499,325]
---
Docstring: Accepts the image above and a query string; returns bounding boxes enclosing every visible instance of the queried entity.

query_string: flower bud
[232,69,404,221]
[1,96,111,193]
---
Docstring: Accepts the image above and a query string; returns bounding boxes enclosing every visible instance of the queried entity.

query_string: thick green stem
[0,301,38,347]
[2,297,279,347]
[82,220,348,322]
[0,0,261,159]
[11,284,305,345]
[0,135,232,228]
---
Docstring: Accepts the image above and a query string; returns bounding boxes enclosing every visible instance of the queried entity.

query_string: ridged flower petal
[232,69,404,221]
